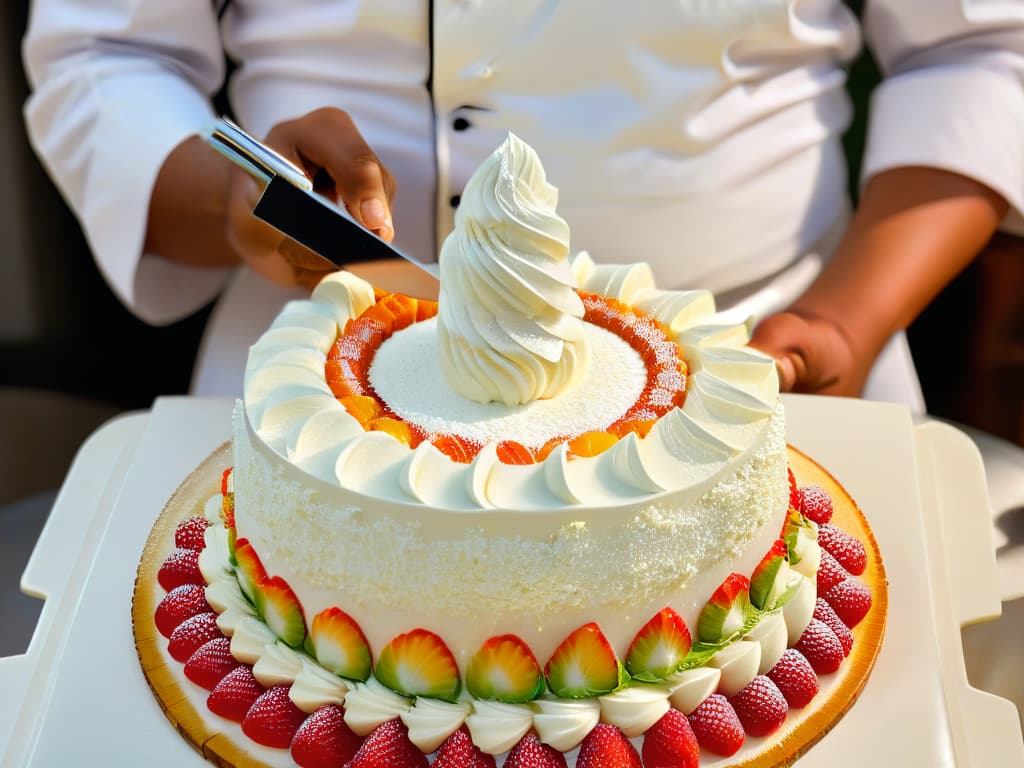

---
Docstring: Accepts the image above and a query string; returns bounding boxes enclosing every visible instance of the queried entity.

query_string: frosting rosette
[436,132,589,405]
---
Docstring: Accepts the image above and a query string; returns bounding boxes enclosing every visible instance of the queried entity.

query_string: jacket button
[453,117,471,132]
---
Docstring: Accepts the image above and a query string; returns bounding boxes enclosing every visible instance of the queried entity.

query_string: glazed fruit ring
[323,291,688,464]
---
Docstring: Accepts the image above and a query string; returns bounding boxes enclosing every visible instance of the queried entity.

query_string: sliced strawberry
[816,549,847,594]
[687,693,744,757]
[241,684,307,748]
[697,574,751,643]
[823,578,872,628]
[797,485,833,524]
[346,718,428,768]
[174,515,210,551]
[291,704,364,768]
[207,664,265,722]
[433,726,497,768]
[728,675,788,737]
[157,547,204,591]
[505,731,568,768]
[184,637,240,690]
[375,629,461,701]
[233,538,267,604]
[625,608,692,682]
[642,709,699,768]
[766,649,819,709]
[168,611,222,662]
[545,622,622,698]
[155,583,212,638]
[577,723,642,768]
[255,575,307,648]
[749,539,791,611]
[813,598,854,655]
[466,634,544,703]
[794,619,844,674]
[787,467,799,510]
[310,606,372,681]
[817,524,867,576]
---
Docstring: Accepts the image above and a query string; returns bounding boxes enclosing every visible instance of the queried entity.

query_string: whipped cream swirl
[436,132,588,405]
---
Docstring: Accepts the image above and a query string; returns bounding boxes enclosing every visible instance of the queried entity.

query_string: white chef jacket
[22,0,1024,401]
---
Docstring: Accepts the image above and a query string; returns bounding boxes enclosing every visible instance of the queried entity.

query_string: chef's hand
[750,311,863,396]
[226,108,397,289]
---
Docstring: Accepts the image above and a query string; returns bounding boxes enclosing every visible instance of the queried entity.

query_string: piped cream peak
[436,133,589,406]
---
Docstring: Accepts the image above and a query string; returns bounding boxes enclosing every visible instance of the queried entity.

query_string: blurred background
[0,4,1021,659]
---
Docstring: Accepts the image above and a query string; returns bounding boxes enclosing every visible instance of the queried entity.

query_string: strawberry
[375,628,461,701]
[346,718,428,768]
[466,634,544,703]
[155,583,212,638]
[697,574,752,644]
[433,726,497,768]
[291,704,364,768]
[787,467,799,510]
[255,575,307,648]
[207,664,265,722]
[545,623,622,698]
[686,694,744,757]
[157,547,204,591]
[797,485,833,524]
[625,608,692,682]
[505,731,568,768]
[642,709,699,768]
[184,637,240,690]
[766,649,818,708]
[174,515,210,551]
[241,684,307,748]
[167,611,222,662]
[814,598,854,655]
[794,619,844,674]
[817,523,867,576]
[310,607,372,682]
[577,723,642,768]
[728,675,788,737]
[816,549,847,594]
[221,466,233,496]
[823,578,873,628]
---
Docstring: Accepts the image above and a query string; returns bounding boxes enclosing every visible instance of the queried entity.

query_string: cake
[137,134,882,768]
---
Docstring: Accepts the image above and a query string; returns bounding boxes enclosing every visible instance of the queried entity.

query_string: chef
[22,0,1024,402]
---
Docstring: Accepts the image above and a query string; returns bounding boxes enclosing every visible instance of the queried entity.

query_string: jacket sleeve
[23,0,234,324]
[861,0,1024,233]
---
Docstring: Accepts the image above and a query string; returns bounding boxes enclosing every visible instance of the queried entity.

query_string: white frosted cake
[154,134,877,767]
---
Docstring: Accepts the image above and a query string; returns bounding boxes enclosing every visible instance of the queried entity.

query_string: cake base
[133,442,887,768]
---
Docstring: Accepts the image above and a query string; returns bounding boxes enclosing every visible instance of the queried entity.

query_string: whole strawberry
[728,675,788,737]
[207,665,264,722]
[183,636,239,690]
[157,547,204,591]
[687,694,743,756]
[797,485,833,524]
[155,583,211,637]
[577,723,641,768]
[291,704,364,768]
[168,611,222,662]
[642,709,699,768]
[504,731,567,768]
[817,524,867,575]
[433,726,496,768]
[241,684,307,748]
[824,578,873,628]
[767,649,819,708]
[814,598,854,655]
[174,515,210,551]
[345,718,428,768]
[794,618,844,674]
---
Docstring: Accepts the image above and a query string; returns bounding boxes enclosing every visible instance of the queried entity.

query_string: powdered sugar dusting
[368,319,646,447]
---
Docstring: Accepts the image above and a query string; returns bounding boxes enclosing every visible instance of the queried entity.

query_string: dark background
[1,2,1021,503]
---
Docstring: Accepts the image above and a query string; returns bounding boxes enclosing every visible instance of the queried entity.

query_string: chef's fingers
[265,108,396,242]
[225,169,334,289]
[749,311,861,397]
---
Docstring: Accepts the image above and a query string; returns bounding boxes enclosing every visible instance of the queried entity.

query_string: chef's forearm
[144,135,242,268]
[791,166,1008,362]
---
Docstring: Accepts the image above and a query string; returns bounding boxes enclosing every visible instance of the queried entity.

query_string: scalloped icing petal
[632,288,715,335]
